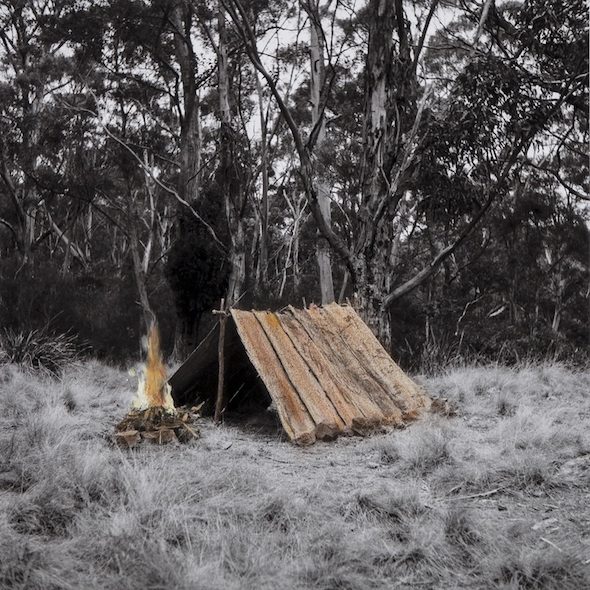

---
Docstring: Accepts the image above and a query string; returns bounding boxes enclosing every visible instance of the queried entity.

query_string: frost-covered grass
[0,361,589,589]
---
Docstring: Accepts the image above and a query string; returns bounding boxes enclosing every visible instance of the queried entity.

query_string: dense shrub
[0,327,83,376]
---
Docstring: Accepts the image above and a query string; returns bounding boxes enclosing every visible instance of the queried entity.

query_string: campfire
[115,323,200,448]
[131,323,175,412]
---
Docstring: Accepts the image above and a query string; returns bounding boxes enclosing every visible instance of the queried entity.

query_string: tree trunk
[353,248,392,350]
[226,220,246,306]
[218,3,246,307]
[12,60,46,269]
[172,2,202,206]
[360,0,395,217]
[129,191,156,332]
[352,0,417,348]
[351,0,397,344]
[254,72,269,295]
[307,0,334,304]
[170,1,203,352]
[551,270,564,334]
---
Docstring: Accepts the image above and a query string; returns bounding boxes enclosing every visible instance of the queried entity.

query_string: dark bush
[0,327,83,376]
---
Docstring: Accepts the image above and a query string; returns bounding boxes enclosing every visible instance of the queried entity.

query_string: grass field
[0,361,589,589]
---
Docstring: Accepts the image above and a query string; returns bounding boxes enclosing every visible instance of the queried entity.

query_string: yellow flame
[132,323,175,413]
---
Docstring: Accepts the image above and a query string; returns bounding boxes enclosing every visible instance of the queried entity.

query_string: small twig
[225,382,246,408]
[190,401,205,413]
[181,423,200,439]
[266,457,292,465]
[448,487,503,501]
[540,537,563,552]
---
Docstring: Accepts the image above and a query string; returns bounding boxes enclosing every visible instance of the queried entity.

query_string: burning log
[115,323,201,448]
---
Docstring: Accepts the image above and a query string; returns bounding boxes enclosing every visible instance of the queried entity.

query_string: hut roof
[169,303,430,445]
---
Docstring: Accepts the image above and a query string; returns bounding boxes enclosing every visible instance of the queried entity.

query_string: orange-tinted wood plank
[325,304,431,418]
[231,310,315,445]
[253,311,343,439]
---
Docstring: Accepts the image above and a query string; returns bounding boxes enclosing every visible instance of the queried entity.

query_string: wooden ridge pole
[213,298,228,424]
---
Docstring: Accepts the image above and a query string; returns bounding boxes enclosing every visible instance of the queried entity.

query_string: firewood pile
[115,405,201,448]
[114,323,202,449]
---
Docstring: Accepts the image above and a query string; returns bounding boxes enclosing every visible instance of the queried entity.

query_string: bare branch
[44,206,88,267]
[223,0,355,272]
[411,0,439,75]
[60,96,228,254]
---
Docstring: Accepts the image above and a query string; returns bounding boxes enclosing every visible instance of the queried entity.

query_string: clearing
[0,361,589,589]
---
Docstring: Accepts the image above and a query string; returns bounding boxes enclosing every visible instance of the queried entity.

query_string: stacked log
[114,406,201,448]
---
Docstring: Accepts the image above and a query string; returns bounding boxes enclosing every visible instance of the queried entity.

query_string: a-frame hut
[169,303,431,445]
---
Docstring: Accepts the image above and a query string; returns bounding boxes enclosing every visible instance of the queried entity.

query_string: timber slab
[169,303,431,445]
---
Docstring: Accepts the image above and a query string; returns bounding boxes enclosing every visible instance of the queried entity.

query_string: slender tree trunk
[307,0,334,304]
[84,205,92,261]
[218,3,245,306]
[226,220,246,305]
[129,191,156,332]
[13,64,45,269]
[254,72,269,294]
[293,200,303,295]
[172,1,202,205]
[551,271,564,334]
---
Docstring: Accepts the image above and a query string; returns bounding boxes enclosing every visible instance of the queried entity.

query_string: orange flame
[132,323,175,412]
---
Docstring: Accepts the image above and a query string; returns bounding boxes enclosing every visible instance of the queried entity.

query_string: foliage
[0,0,587,364]
[165,192,230,349]
[0,327,83,376]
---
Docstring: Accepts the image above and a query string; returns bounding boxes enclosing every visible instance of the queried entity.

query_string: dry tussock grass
[0,361,588,589]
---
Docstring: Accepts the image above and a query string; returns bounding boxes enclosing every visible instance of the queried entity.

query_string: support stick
[214,298,227,424]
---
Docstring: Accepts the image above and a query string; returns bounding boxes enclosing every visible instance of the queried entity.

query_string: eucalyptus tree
[304,0,335,303]
[0,0,103,269]
[223,0,588,348]
[97,0,223,341]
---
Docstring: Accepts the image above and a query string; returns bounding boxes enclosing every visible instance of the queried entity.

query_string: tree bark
[170,1,203,353]
[254,72,269,294]
[307,0,335,304]
[172,1,202,205]
[129,191,156,331]
[218,3,246,306]
[353,0,398,345]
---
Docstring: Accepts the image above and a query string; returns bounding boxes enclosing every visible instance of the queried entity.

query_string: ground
[0,361,589,590]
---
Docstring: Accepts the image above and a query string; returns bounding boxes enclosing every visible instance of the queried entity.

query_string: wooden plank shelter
[169,303,431,445]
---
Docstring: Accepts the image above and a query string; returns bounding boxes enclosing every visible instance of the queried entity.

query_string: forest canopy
[0,0,587,366]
